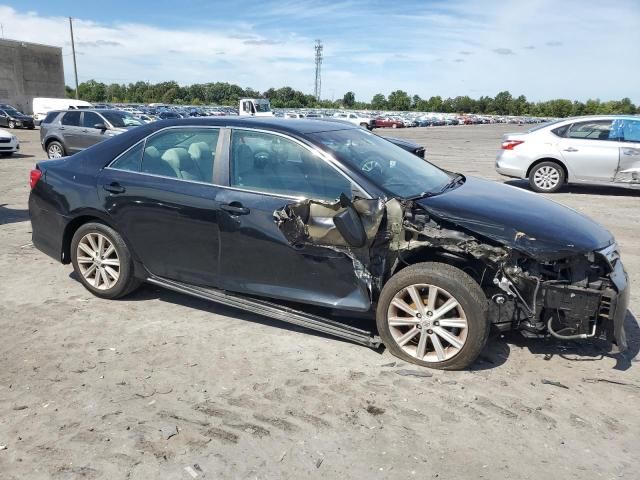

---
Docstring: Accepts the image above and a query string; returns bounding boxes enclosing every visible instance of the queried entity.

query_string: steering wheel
[359,152,385,176]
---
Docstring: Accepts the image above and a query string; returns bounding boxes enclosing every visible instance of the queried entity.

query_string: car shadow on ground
[504,179,640,197]
[1,152,34,159]
[68,274,636,371]
[0,204,30,225]
[502,310,639,371]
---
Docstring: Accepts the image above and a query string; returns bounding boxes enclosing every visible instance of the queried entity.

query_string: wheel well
[44,137,63,149]
[389,248,489,287]
[526,158,568,182]
[61,215,108,264]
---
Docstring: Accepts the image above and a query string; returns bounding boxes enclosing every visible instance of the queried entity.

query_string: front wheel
[376,262,489,370]
[8,121,15,129]
[71,222,140,299]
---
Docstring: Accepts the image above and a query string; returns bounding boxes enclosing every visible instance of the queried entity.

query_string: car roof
[145,117,359,134]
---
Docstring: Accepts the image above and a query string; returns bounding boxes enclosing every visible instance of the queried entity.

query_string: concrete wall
[0,39,65,114]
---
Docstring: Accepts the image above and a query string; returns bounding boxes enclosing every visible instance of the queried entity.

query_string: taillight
[29,169,42,189]
[501,140,524,150]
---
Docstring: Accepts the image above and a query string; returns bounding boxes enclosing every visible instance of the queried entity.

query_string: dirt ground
[1,124,638,480]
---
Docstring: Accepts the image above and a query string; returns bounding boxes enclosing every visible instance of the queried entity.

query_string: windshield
[255,101,271,113]
[101,111,143,128]
[310,128,452,198]
[5,108,21,116]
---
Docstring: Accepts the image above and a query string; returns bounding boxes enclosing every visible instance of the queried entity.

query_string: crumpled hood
[416,176,614,260]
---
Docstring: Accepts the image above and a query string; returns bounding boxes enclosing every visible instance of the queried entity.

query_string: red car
[374,117,405,128]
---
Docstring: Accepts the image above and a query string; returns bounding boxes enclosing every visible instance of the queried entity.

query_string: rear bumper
[495,150,527,178]
[29,192,66,263]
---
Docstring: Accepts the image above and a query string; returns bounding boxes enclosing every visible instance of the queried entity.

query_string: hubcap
[533,166,560,190]
[48,144,63,159]
[76,232,120,290]
[387,284,468,363]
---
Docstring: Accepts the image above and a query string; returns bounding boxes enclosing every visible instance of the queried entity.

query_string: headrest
[144,145,160,159]
[161,148,194,170]
[188,142,211,160]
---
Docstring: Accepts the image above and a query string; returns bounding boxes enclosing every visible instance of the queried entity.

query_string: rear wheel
[71,222,140,299]
[529,161,564,193]
[47,141,65,159]
[376,262,489,370]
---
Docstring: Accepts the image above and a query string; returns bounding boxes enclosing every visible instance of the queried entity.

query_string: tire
[392,123,397,128]
[71,222,140,299]
[8,121,15,129]
[47,141,65,159]
[528,161,565,193]
[376,262,489,370]
[28,126,35,130]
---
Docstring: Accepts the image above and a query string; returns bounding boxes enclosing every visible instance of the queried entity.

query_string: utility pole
[69,17,79,99]
[1,24,4,38]
[314,40,323,101]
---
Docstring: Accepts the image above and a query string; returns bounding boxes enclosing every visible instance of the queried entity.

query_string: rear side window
[110,142,143,172]
[141,128,220,182]
[61,111,81,126]
[42,111,59,124]
[565,120,614,140]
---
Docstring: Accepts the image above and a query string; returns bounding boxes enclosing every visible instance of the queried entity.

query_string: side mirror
[93,122,107,131]
[333,205,366,248]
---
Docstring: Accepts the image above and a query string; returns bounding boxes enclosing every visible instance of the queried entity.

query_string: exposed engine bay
[274,195,628,351]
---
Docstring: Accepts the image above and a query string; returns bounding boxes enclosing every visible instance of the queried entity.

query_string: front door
[79,111,109,149]
[215,128,372,311]
[557,119,621,182]
[99,126,223,286]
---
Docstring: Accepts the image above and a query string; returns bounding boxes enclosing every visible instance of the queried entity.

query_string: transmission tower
[314,40,323,101]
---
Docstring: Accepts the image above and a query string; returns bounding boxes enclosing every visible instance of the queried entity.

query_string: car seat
[161,148,204,181]
[188,142,214,182]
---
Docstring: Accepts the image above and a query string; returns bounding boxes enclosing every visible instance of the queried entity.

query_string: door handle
[220,202,250,215]
[103,182,126,194]
[59,126,65,130]
[563,147,578,152]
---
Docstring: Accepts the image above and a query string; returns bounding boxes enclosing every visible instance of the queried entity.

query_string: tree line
[67,80,639,117]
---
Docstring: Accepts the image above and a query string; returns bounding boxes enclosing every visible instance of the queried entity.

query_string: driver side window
[229,130,352,200]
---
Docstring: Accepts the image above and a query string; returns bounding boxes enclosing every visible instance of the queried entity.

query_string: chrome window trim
[104,124,371,199]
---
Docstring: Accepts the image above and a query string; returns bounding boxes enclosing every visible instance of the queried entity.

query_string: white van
[32,98,93,124]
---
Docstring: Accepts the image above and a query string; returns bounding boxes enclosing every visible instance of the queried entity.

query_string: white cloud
[1,1,639,102]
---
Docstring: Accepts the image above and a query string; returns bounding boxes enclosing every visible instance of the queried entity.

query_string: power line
[314,39,323,101]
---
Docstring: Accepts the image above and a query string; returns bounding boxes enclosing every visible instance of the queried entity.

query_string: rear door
[59,111,83,153]
[99,126,224,286]
[557,119,621,182]
[215,128,373,311]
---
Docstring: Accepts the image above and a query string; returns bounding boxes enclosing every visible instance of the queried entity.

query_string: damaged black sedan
[28,118,629,369]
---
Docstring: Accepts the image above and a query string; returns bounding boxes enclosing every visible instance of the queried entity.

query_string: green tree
[342,91,355,107]
[493,91,513,115]
[371,93,387,110]
[387,90,411,111]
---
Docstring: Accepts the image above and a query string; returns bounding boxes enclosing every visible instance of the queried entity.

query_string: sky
[1,1,639,103]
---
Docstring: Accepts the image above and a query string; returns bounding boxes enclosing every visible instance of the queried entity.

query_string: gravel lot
[1,124,638,479]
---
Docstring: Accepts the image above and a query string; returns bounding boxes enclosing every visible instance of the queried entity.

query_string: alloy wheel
[533,166,560,191]
[48,144,63,158]
[387,284,468,362]
[76,232,120,290]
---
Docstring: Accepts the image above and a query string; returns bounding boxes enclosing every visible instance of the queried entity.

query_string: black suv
[40,109,144,158]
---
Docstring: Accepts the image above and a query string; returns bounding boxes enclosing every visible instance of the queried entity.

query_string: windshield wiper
[439,173,465,193]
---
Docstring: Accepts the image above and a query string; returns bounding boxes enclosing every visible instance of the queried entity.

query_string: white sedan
[0,128,19,157]
[496,115,640,192]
